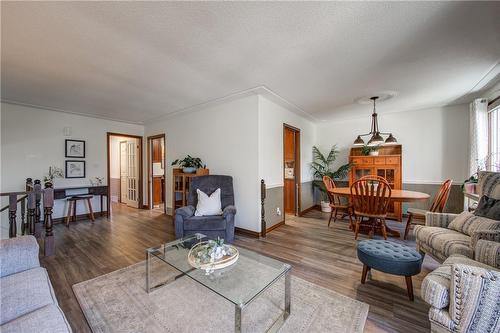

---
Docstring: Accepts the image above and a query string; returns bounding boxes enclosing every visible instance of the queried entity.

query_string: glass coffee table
[146,233,291,333]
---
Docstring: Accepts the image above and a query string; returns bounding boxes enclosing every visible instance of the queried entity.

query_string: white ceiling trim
[0,99,144,125]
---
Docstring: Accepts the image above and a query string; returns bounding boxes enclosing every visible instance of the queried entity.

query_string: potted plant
[43,166,64,184]
[361,145,380,156]
[171,155,203,174]
[311,146,351,212]
[462,153,500,193]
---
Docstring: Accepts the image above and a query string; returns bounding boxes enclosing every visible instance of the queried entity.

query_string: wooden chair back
[323,176,342,206]
[429,179,452,213]
[350,177,392,217]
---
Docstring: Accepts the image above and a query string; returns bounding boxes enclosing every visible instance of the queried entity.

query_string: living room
[1,2,499,333]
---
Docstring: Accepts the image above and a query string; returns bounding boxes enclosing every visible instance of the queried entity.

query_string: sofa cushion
[0,304,72,333]
[183,216,227,231]
[414,226,473,259]
[448,211,500,236]
[421,255,497,309]
[478,171,500,200]
[0,267,58,325]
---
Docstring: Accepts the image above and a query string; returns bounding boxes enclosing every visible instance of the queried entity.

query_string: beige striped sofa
[416,171,500,332]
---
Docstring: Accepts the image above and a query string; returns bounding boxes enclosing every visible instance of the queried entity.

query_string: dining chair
[403,179,452,240]
[323,176,354,228]
[350,176,392,240]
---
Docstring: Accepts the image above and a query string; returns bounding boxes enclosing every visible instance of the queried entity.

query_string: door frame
[283,123,301,217]
[107,132,144,212]
[147,134,167,214]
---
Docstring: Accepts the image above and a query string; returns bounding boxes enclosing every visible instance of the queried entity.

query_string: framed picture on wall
[65,139,85,158]
[66,160,86,178]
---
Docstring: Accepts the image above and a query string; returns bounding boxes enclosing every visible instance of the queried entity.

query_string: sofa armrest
[474,239,500,269]
[425,212,458,228]
[449,264,500,331]
[175,205,195,219]
[222,205,237,218]
[0,236,40,277]
[471,230,500,250]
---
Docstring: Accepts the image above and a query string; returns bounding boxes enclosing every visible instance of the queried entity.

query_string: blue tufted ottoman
[357,240,423,301]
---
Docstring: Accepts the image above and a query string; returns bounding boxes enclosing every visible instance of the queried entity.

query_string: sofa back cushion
[478,171,500,200]
[448,211,500,236]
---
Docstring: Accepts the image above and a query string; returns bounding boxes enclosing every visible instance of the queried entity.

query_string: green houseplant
[360,145,380,156]
[171,155,203,174]
[311,146,351,212]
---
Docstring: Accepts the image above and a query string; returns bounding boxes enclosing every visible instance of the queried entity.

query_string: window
[488,104,499,171]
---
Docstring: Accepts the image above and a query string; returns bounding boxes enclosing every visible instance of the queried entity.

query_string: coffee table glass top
[146,234,291,306]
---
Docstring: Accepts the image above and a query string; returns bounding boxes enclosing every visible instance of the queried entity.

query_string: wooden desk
[329,187,430,237]
[54,185,109,217]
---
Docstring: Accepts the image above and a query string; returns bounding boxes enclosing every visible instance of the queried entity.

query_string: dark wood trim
[299,204,320,216]
[106,132,144,215]
[235,227,260,238]
[146,134,166,214]
[283,123,301,219]
[266,220,285,233]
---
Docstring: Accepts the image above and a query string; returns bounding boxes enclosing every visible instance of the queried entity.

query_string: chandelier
[353,96,397,146]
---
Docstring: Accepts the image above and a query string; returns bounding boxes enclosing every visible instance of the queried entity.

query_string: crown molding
[0,99,144,125]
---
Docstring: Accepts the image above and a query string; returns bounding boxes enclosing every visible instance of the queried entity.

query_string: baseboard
[235,227,260,238]
[266,220,285,232]
[299,205,320,216]
[52,211,107,224]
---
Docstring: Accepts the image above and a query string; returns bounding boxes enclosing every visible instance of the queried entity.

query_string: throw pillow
[195,188,223,216]
[448,211,500,236]
[474,195,500,221]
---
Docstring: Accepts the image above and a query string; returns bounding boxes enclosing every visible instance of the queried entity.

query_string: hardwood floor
[41,203,436,332]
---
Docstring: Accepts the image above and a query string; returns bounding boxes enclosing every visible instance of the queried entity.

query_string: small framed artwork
[66,160,86,178]
[65,139,85,158]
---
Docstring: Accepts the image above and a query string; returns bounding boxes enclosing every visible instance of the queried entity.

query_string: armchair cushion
[474,195,500,220]
[421,255,497,310]
[425,212,458,228]
[448,211,500,236]
[183,216,227,231]
[474,239,500,268]
[414,226,472,262]
[0,236,40,278]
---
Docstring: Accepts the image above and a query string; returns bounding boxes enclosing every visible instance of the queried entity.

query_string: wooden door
[120,141,128,203]
[283,125,300,215]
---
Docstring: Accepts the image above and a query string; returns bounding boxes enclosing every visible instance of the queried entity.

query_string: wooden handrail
[0,194,28,212]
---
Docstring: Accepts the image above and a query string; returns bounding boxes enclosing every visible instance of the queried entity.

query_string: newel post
[43,182,55,256]
[261,179,266,238]
[34,180,42,238]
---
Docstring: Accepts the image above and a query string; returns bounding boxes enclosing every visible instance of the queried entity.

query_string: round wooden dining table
[328,187,430,238]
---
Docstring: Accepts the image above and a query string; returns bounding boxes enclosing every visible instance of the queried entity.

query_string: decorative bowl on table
[188,238,239,273]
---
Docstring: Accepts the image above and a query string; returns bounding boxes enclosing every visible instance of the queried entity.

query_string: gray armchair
[174,175,236,243]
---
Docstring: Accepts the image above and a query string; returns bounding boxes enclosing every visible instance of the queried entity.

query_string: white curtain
[469,98,488,176]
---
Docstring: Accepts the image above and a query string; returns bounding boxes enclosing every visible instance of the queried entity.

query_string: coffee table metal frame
[145,234,291,333]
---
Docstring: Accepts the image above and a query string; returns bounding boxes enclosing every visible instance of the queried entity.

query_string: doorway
[107,133,143,212]
[147,134,166,214]
[283,124,301,216]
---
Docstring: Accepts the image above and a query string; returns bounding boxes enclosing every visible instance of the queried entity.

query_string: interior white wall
[258,95,316,187]
[144,95,260,231]
[0,102,144,220]
[316,103,470,183]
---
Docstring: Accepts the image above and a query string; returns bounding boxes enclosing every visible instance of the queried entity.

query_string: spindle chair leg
[404,213,413,240]
[72,200,77,222]
[380,219,388,240]
[328,209,333,227]
[332,208,338,224]
[354,217,361,240]
[86,198,95,221]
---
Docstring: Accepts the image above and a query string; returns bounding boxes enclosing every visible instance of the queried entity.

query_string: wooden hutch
[349,144,402,221]
[172,168,209,211]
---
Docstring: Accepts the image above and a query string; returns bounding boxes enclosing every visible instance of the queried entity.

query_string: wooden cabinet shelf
[171,168,209,211]
[349,145,402,221]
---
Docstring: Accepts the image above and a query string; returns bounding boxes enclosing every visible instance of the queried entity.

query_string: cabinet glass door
[354,168,372,181]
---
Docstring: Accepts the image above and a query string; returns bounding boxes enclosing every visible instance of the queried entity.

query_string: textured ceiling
[2,2,499,123]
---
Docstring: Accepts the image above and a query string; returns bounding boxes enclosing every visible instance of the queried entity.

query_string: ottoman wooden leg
[405,276,414,301]
[361,265,370,284]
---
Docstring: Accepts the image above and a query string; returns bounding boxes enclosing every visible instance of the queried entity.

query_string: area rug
[73,261,368,333]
